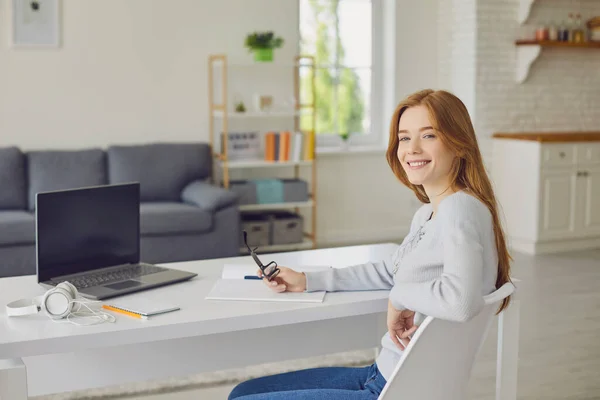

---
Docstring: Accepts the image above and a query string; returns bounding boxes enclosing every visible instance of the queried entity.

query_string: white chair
[378,282,519,400]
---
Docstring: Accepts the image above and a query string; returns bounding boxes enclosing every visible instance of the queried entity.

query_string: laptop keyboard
[67,263,166,289]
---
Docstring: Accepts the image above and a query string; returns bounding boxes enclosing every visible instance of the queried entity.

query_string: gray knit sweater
[304,191,498,381]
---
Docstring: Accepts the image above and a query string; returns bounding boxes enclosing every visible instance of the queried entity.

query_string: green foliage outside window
[300,0,366,136]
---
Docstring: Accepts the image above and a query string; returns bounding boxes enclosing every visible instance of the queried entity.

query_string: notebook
[103,295,180,318]
[205,264,331,303]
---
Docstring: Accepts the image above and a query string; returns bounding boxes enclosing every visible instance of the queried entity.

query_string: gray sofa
[0,143,240,278]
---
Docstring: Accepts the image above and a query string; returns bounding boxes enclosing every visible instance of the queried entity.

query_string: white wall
[0,0,298,149]
[0,0,440,246]
[394,0,439,99]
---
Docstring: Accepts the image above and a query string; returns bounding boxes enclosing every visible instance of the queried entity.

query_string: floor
[39,247,600,400]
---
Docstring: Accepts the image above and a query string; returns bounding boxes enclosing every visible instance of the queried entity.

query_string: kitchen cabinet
[492,132,600,254]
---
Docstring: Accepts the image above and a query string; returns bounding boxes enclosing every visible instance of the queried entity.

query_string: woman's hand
[387,300,418,350]
[258,266,307,293]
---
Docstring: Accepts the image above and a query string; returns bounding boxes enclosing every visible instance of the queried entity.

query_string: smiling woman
[227,89,514,400]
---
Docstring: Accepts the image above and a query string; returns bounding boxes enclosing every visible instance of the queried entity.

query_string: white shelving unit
[208,54,318,254]
[218,159,313,169]
[212,110,304,119]
[239,200,314,212]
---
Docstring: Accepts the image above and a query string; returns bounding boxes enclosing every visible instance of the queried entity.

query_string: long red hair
[385,89,512,312]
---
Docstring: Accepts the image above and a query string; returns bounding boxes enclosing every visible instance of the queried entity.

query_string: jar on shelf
[558,20,569,41]
[548,22,559,41]
[535,25,549,41]
[568,13,575,42]
[573,13,586,43]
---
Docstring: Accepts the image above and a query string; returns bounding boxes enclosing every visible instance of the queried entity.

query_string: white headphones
[6,281,116,326]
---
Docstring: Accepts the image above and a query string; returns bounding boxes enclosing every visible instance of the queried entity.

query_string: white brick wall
[476,0,600,161]
[438,0,600,164]
[451,0,478,121]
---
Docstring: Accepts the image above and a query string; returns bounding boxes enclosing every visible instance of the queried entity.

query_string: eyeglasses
[243,230,280,281]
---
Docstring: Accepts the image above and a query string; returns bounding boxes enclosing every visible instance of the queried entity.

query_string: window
[299,0,381,146]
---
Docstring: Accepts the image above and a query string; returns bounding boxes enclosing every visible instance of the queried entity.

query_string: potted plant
[339,132,351,150]
[244,31,284,62]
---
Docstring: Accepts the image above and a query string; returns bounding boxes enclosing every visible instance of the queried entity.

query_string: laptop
[35,183,197,300]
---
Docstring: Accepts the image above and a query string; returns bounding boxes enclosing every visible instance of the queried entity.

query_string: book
[205,264,331,303]
[103,296,180,318]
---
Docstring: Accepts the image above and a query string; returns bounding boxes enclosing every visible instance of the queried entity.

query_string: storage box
[240,212,270,248]
[282,179,309,202]
[269,211,304,245]
[229,180,258,205]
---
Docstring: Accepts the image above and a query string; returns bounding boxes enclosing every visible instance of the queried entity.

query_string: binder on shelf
[264,132,275,161]
[273,132,280,161]
[280,131,290,161]
[304,131,315,161]
[292,132,304,162]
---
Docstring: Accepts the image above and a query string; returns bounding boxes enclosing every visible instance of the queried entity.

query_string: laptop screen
[36,183,140,283]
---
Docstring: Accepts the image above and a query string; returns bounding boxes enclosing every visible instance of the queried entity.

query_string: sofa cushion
[0,211,35,246]
[0,147,27,210]
[27,149,107,210]
[107,143,212,202]
[181,181,239,212]
[140,202,213,236]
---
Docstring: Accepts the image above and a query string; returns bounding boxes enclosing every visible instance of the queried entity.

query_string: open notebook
[205,264,331,303]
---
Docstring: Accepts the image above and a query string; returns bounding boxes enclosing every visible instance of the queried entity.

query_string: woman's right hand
[257,266,307,293]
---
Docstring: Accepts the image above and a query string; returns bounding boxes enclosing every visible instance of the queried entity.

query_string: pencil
[102,305,147,320]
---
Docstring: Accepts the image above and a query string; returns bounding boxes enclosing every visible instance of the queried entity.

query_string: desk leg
[496,296,520,400]
[0,358,28,400]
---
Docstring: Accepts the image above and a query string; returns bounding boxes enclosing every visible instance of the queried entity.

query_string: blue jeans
[228,363,387,400]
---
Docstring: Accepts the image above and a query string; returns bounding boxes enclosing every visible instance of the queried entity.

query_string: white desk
[0,243,520,400]
[0,244,395,398]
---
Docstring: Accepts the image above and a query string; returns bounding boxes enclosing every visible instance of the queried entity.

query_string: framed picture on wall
[10,0,60,47]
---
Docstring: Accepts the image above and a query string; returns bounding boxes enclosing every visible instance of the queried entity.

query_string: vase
[253,48,273,62]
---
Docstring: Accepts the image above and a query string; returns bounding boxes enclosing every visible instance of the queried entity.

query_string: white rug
[33,349,377,400]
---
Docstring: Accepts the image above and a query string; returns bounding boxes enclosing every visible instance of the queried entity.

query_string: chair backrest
[377,282,515,400]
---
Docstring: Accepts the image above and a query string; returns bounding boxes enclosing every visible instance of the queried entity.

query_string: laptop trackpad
[104,280,144,290]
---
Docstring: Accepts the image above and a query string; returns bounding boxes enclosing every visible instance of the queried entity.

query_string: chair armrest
[181,181,238,212]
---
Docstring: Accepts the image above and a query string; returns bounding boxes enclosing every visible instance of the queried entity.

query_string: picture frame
[10,0,61,48]
[221,131,261,161]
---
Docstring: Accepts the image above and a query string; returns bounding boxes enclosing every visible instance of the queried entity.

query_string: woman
[228,89,512,400]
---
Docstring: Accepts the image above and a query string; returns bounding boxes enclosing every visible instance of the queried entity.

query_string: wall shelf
[516,40,600,48]
[515,40,600,83]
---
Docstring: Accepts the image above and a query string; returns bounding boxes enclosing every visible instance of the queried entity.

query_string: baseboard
[318,225,409,247]
[509,236,600,255]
